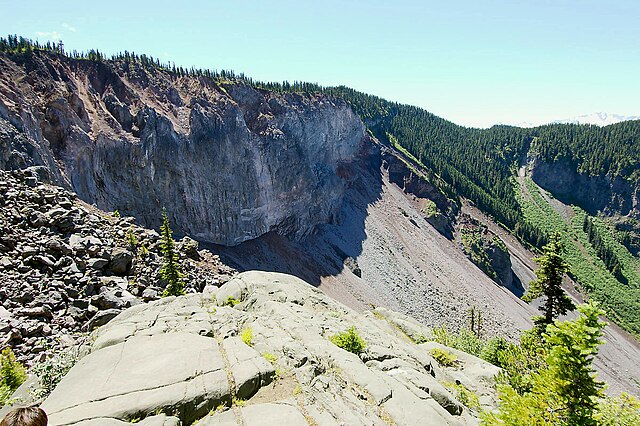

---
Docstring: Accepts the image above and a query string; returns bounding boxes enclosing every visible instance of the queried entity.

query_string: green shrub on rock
[443,381,480,411]
[1,348,27,404]
[330,326,367,355]
[430,347,457,367]
[241,328,253,346]
[29,347,79,400]
[225,296,240,307]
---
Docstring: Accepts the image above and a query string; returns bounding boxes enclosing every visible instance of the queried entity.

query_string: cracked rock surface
[42,271,499,425]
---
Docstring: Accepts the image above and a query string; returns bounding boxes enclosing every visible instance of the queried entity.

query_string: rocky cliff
[529,158,640,219]
[0,51,368,245]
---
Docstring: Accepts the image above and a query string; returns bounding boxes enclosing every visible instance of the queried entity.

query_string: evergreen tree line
[583,216,626,283]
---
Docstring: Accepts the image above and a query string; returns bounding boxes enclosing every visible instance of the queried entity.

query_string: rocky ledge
[35,271,499,426]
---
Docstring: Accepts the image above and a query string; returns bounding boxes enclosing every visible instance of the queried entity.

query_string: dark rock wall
[530,158,639,219]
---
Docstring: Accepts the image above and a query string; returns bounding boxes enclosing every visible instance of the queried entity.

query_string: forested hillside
[319,88,640,336]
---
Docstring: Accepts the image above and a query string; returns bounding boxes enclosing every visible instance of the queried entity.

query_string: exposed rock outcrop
[529,158,640,219]
[40,271,500,425]
[456,214,513,289]
[0,52,369,245]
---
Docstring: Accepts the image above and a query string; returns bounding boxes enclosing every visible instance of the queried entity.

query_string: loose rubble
[0,168,235,365]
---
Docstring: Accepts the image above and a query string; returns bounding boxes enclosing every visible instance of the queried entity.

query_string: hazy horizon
[3,0,639,128]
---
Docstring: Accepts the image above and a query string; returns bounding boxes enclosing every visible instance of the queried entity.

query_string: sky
[2,0,639,128]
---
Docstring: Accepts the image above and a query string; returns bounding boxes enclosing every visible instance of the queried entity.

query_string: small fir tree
[523,231,575,329]
[159,209,185,297]
[482,301,606,426]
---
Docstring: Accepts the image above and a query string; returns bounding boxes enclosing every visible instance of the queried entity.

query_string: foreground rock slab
[42,271,499,425]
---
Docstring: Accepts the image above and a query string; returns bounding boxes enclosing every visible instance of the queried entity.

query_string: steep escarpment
[0,51,368,245]
[529,158,640,219]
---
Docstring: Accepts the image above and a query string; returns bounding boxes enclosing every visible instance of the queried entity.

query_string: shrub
[262,352,277,364]
[232,397,246,407]
[444,381,480,411]
[30,347,79,399]
[240,328,253,346]
[597,392,640,425]
[432,327,483,357]
[493,329,547,394]
[1,348,27,405]
[479,336,510,367]
[126,229,138,249]
[225,296,240,307]
[330,326,367,355]
[430,348,457,367]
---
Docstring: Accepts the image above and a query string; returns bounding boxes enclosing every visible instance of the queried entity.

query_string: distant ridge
[552,112,640,126]
[504,112,640,128]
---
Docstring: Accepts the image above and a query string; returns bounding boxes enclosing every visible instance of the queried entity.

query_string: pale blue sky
[2,0,639,128]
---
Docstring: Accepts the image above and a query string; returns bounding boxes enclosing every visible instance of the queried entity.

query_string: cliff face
[0,52,367,245]
[529,158,640,219]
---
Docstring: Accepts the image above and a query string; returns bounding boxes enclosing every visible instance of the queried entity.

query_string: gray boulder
[108,248,133,276]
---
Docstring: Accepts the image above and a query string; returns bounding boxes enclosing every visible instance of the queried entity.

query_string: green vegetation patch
[517,177,640,336]
[225,296,241,307]
[430,348,457,367]
[240,327,253,347]
[443,381,480,411]
[1,348,27,405]
[460,227,497,280]
[329,326,367,355]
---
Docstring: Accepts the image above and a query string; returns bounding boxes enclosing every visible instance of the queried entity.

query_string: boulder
[109,248,133,276]
[42,333,230,424]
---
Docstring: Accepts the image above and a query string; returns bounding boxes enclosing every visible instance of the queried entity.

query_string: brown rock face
[0,52,369,245]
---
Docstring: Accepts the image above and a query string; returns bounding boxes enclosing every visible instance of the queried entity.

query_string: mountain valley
[0,41,639,424]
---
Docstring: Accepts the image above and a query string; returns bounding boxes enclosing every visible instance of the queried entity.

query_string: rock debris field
[0,168,234,365]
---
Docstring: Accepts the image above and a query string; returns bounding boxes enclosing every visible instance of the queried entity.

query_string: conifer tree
[543,301,606,425]
[481,301,606,426]
[523,232,575,329]
[159,209,185,297]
